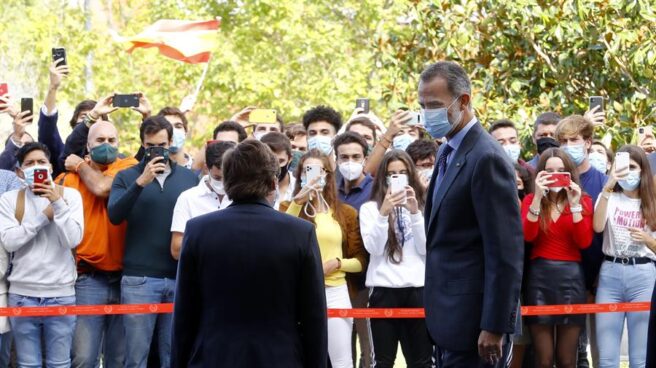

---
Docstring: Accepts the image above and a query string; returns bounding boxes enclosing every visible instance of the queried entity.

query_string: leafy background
[1,0,654,157]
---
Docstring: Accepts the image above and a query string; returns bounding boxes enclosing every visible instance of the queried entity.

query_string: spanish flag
[121,19,220,64]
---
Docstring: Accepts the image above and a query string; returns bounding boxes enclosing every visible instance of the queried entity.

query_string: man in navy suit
[171,140,328,368]
[421,61,524,367]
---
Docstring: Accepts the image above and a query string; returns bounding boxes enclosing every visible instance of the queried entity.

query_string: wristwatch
[335,257,342,270]
[570,205,583,213]
[528,207,540,216]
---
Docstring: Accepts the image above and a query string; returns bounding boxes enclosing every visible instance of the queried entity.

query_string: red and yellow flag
[122,19,220,64]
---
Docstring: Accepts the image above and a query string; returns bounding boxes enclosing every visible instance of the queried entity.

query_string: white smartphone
[389,174,408,204]
[615,152,630,173]
[305,164,322,185]
[407,112,421,126]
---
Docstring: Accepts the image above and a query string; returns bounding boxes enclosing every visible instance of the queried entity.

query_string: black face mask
[278,164,289,181]
[536,137,559,154]
[518,189,526,201]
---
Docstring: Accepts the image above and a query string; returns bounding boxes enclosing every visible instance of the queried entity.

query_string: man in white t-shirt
[170,141,236,259]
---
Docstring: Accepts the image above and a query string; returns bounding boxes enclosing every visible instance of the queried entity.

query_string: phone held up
[112,94,140,108]
[389,174,409,205]
[547,172,571,188]
[21,98,34,118]
[52,47,67,69]
[589,96,604,112]
[0,83,8,97]
[356,98,370,114]
[615,152,630,173]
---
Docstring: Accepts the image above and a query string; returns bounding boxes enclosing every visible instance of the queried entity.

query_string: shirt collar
[338,174,373,193]
[447,116,477,151]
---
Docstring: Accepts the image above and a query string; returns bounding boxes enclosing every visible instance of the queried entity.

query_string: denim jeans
[0,331,11,368]
[121,276,175,368]
[595,260,656,368]
[8,293,76,368]
[72,272,124,368]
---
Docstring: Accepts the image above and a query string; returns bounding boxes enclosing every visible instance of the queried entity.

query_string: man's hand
[383,110,413,143]
[65,154,86,172]
[34,181,61,203]
[584,105,605,127]
[12,111,33,143]
[136,157,166,187]
[49,59,69,89]
[0,94,18,117]
[229,106,256,125]
[132,92,152,119]
[478,330,503,365]
[89,94,118,121]
[179,94,197,114]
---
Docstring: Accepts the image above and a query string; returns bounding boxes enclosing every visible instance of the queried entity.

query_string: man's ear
[459,93,472,111]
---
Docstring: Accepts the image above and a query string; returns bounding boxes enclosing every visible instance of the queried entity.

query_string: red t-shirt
[521,193,594,262]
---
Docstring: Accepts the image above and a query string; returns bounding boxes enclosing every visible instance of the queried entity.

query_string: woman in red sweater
[521,147,594,368]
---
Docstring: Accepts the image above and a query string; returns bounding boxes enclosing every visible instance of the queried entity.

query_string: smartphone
[407,112,421,126]
[305,164,322,186]
[589,96,604,112]
[33,168,49,185]
[615,152,630,173]
[547,172,571,188]
[206,140,221,146]
[389,174,409,204]
[248,109,277,124]
[52,47,67,68]
[0,83,8,96]
[638,126,654,143]
[356,98,370,114]
[112,94,140,108]
[21,98,33,115]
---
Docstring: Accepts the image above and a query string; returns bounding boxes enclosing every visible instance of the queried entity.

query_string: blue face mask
[421,97,462,139]
[308,136,333,155]
[169,128,186,154]
[619,171,641,191]
[503,144,521,163]
[563,143,586,166]
[393,134,414,151]
[588,151,608,173]
[22,165,51,187]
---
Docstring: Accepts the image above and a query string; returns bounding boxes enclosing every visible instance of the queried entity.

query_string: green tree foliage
[1,0,654,154]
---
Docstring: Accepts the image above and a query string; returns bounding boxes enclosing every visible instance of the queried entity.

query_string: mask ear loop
[304,189,318,218]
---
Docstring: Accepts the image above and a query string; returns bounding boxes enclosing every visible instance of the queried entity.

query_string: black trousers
[435,335,512,368]
[368,287,433,368]
[647,279,656,368]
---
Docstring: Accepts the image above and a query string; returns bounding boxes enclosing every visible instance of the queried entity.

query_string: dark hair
[206,141,237,170]
[405,139,438,164]
[213,120,247,142]
[140,115,173,143]
[291,149,347,227]
[70,100,107,128]
[614,145,656,229]
[533,112,561,137]
[261,132,292,158]
[285,123,306,140]
[370,150,426,264]
[536,148,589,230]
[16,142,51,166]
[157,107,189,131]
[488,119,518,135]
[223,140,278,202]
[302,105,342,133]
[514,163,534,195]
[591,140,613,163]
[333,131,368,157]
[346,118,378,142]
[419,61,471,105]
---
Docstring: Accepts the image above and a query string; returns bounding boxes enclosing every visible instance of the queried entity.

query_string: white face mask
[209,177,225,195]
[338,161,364,181]
[253,131,267,141]
[549,186,564,193]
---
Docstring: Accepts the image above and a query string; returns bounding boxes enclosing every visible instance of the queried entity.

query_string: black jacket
[171,200,328,368]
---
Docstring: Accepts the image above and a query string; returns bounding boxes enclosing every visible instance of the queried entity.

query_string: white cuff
[41,105,58,117]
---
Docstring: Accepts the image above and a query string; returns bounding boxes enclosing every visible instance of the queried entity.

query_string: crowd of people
[0,57,654,368]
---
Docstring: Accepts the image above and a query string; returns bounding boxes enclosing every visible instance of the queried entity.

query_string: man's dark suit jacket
[171,200,328,368]
[424,122,524,352]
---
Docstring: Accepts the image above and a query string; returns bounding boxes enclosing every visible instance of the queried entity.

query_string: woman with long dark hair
[521,147,594,368]
[280,149,366,368]
[593,145,656,367]
[359,150,431,367]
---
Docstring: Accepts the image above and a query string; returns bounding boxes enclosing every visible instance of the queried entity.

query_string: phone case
[548,173,571,187]
[34,169,48,184]
[113,94,139,108]
[390,174,408,204]
[249,109,277,124]
[306,165,322,184]
[21,98,33,114]
[615,152,630,171]
[0,84,8,96]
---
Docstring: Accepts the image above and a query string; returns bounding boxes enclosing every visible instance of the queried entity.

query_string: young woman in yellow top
[281,149,366,368]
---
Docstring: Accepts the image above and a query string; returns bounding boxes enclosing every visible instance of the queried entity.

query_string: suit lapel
[424,145,444,233]
[427,123,483,229]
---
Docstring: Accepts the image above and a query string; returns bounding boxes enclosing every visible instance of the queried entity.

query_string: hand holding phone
[589,96,604,112]
[52,48,67,68]
[0,83,8,97]
[356,98,370,114]
[305,164,323,187]
[615,152,630,176]
[21,98,33,116]
[248,109,277,124]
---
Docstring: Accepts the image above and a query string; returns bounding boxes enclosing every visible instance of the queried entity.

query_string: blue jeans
[72,272,125,368]
[0,331,11,368]
[8,293,76,368]
[595,260,656,368]
[121,276,175,368]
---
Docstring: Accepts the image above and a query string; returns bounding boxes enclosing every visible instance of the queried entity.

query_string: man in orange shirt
[56,120,137,368]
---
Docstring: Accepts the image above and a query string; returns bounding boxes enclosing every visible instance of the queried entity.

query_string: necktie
[436,144,454,185]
